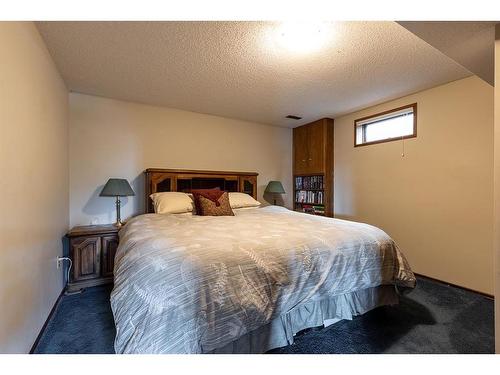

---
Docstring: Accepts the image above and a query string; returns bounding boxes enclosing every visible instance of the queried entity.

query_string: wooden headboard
[144,168,258,213]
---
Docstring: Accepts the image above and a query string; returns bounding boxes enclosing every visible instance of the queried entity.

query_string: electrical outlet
[57,257,63,269]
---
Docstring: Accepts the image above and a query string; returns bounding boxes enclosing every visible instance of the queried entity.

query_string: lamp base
[115,196,123,229]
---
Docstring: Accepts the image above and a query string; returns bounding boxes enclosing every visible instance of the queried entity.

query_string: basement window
[354,103,417,147]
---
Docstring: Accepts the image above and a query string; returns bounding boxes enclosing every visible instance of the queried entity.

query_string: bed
[110,169,415,354]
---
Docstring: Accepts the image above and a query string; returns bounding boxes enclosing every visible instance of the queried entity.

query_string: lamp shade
[99,178,135,197]
[265,181,285,194]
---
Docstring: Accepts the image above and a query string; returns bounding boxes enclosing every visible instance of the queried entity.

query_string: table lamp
[100,178,135,228]
[265,181,285,205]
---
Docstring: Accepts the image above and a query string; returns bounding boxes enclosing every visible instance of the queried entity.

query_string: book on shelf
[296,204,325,215]
[294,175,324,190]
[312,205,325,215]
[295,190,324,205]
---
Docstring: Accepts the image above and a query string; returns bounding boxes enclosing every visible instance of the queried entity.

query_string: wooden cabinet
[67,224,120,292]
[293,119,332,175]
[293,124,310,175]
[307,120,328,174]
[72,236,101,281]
[101,235,119,278]
[293,118,334,217]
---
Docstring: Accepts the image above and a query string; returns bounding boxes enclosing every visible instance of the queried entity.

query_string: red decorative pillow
[191,188,221,214]
[192,189,234,216]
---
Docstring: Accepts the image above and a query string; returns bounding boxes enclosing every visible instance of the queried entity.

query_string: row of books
[296,204,325,215]
[295,190,324,205]
[295,175,324,190]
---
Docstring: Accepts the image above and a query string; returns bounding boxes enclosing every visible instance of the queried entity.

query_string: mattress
[111,206,415,354]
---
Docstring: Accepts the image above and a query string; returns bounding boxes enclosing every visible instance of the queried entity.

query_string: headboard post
[144,168,258,214]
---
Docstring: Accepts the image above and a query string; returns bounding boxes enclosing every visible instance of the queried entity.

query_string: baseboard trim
[29,287,65,354]
[415,273,494,300]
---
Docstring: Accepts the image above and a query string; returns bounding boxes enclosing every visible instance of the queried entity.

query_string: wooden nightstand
[66,224,120,292]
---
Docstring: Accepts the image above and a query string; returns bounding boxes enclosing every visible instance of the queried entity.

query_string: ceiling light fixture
[274,21,331,54]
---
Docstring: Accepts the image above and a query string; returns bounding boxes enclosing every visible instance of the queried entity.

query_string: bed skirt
[209,285,399,354]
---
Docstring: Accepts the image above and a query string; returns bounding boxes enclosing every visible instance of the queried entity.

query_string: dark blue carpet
[33,277,494,354]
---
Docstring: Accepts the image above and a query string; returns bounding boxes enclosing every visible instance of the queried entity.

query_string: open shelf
[294,175,325,211]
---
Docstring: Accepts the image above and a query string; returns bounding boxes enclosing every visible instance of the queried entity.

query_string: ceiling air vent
[286,115,302,120]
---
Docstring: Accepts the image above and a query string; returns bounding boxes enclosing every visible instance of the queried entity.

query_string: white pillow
[150,192,195,214]
[228,192,261,209]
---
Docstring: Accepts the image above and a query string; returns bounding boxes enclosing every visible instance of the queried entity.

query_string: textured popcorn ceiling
[36,21,471,127]
[398,21,496,86]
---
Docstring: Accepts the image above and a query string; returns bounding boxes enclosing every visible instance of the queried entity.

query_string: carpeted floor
[32,277,494,354]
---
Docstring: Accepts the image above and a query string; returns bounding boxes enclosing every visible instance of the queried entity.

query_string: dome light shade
[275,21,330,54]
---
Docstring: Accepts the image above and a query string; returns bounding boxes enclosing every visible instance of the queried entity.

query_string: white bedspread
[111,206,415,353]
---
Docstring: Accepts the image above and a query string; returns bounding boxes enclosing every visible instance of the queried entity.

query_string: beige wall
[69,93,292,227]
[334,76,494,294]
[0,22,68,353]
[494,25,500,354]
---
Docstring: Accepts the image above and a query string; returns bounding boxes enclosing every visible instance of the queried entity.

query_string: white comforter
[111,206,415,353]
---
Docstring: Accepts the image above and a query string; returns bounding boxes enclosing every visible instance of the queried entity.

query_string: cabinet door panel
[71,236,101,281]
[307,121,326,174]
[293,125,309,175]
[101,235,119,278]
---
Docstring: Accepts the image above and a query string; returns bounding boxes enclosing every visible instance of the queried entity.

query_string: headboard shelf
[144,168,258,213]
